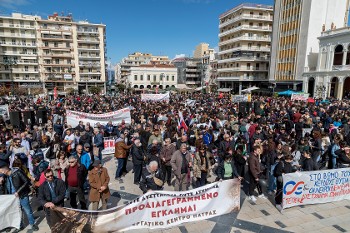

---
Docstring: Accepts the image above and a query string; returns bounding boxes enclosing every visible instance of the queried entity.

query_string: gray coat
[170,150,191,178]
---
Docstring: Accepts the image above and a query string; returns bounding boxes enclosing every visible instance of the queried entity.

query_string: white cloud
[0,0,31,9]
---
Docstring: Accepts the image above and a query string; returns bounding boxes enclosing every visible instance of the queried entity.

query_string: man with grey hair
[160,138,176,186]
[171,143,192,191]
[64,156,87,209]
[139,160,164,193]
[131,139,145,184]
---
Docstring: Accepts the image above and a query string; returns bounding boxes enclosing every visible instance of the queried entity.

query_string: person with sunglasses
[64,156,88,210]
[38,169,66,228]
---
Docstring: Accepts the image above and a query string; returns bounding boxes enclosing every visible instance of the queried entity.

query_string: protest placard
[282,168,350,209]
[51,179,240,232]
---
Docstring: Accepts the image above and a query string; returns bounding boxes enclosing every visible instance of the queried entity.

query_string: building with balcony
[303,27,350,99]
[270,0,349,91]
[0,12,107,94]
[128,64,177,90]
[0,13,40,90]
[117,52,170,85]
[171,57,206,88]
[218,3,273,94]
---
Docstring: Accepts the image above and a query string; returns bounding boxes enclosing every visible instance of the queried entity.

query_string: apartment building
[270,0,349,90]
[0,12,106,94]
[128,64,177,90]
[218,3,273,94]
[0,13,40,91]
[171,57,205,88]
[117,52,170,85]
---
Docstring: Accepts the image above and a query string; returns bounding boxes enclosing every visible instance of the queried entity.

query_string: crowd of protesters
[0,92,350,231]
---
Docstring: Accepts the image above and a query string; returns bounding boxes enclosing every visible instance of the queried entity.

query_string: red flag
[156,86,159,94]
[54,87,58,100]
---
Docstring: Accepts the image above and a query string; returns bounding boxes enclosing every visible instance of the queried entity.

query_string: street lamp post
[160,73,165,91]
[3,57,17,96]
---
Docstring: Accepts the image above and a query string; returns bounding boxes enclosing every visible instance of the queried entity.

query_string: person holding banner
[273,155,294,211]
[139,160,164,194]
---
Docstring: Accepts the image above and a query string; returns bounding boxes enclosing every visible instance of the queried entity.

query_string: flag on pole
[178,111,188,131]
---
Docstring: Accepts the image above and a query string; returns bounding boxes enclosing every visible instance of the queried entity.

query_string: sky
[0,0,273,63]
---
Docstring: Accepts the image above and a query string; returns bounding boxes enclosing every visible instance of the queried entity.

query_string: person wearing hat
[88,159,110,210]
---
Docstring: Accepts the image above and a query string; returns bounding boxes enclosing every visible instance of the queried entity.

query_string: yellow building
[269,0,349,90]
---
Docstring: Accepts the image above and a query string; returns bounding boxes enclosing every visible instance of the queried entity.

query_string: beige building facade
[117,52,170,85]
[218,3,273,94]
[0,12,106,94]
[128,64,177,90]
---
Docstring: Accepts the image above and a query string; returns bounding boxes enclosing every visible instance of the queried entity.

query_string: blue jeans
[20,196,35,226]
[268,164,277,192]
[332,157,337,169]
[115,158,125,178]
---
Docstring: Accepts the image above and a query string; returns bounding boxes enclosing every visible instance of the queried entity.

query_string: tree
[30,88,44,95]
[65,88,75,95]
[116,83,126,92]
[89,86,101,94]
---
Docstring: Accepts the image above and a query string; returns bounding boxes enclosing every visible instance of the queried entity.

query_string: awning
[241,86,260,93]
[176,84,193,90]
[195,86,205,91]
[217,88,232,92]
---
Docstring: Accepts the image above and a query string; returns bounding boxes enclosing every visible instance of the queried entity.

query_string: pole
[10,65,14,96]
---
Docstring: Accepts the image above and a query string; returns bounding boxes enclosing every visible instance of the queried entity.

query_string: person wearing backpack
[274,155,294,211]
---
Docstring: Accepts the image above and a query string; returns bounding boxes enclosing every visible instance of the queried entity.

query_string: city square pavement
[15,154,350,233]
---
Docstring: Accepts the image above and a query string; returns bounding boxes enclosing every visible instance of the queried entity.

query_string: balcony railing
[220,14,273,28]
[332,65,350,71]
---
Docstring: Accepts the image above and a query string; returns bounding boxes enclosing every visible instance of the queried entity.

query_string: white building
[303,27,350,99]
[270,0,349,90]
[128,64,177,90]
[118,52,170,85]
[218,3,273,94]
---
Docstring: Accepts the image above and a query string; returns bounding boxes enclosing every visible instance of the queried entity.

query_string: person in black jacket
[302,150,319,171]
[0,144,11,168]
[38,169,66,228]
[64,156,88,209]
[274,155,294,211]
[0,173,7,194]
[131,139,145,184]
[0,166,39,232]
[335,145,350,166]
[139,161,164,193]
[217,153,242,181]
[233,145,246,178]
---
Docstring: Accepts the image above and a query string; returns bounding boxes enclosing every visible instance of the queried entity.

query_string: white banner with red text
[282,168,350,209]
[291,93,309,101]
[66,108,131,127]
[51,179,240,233]
[141,92,170,102]
[0,195,21,231]
[102,137,116,154]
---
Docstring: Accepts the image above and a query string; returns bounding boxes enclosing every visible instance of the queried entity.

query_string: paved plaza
[15,155,350,233]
